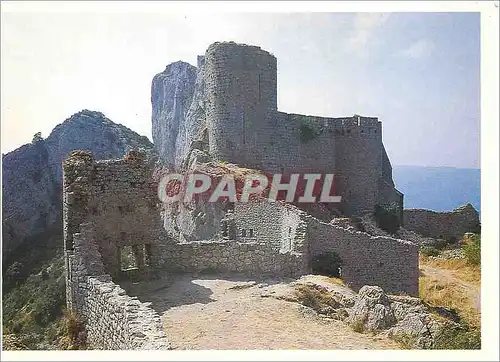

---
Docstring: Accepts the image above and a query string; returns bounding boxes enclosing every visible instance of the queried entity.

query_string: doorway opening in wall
[310,252,343,278]
[120,246,137,271]
[120,245,151,271]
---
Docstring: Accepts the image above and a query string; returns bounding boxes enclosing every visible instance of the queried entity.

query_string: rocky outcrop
[288,280,457,349]
[2,110,154,259]
[151,61,197,169]
[387,295,457,349]
[346,286,396,331]
[344,286,453,349]
[403,203,481,241]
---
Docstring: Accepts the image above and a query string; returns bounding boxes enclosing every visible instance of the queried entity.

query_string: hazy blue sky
[1,10,480,168]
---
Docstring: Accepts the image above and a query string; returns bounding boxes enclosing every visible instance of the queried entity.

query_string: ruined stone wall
[305,215,419,296]
[160,239,307,278]
[403,203,480,240]
[65,222,169,350]
[63,151,170,349]
[63,151,164,279]
[156,201,309,277]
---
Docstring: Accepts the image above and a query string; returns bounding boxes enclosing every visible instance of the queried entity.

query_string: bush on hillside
[432,322,481,350]
[463,234,481,266]
[421,246,440,257]
[374,204,400,234]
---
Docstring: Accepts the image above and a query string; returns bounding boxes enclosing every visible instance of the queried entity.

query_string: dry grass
[419,254,481,328]
[419,254,481,286]
[391,333,417,349]
[419,277,478,326]
[322,276,346,286]
[294,283,333,311]
[58,310,87,350]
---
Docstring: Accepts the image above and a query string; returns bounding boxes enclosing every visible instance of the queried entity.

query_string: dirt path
[420,265,481,309]
[130,275,398,350]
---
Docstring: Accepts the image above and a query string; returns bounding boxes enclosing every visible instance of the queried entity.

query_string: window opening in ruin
[310,252,343,278]
[144,244,152,267]
[241,229,247,237]
[120,246,137,271]
[222,220,228,237]
[249,229,254,237]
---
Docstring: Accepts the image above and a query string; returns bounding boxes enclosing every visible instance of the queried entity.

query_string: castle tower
[204,42,277,166]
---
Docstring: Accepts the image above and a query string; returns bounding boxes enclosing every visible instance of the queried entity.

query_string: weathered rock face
[282,278,456,349]
[346,285,396,331]
[151,61,197,169]
[2,110,154,259]
[344,286,453,349]
[403,203,481,241]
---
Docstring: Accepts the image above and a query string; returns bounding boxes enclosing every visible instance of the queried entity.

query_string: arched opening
[310,252,343,278]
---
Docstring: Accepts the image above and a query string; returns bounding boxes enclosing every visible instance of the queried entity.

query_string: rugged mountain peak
[2,110,154,259]
[151,61,198,169]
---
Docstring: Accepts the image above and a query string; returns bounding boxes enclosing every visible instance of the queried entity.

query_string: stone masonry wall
[63,150,165,279]
[403,203,480,240]
[305,215,419,296]
[153,42,403,221]
[205,42,277,167]
[160,239,307,278]
[66,222,169,349]
[63,150,170,349]
[156,199,418,296]
[156,200,309,277]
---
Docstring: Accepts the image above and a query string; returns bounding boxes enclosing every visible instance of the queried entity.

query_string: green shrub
[32,132,43,144]
[374,204,400,234]
[434,238,450,250]
[392,333,417,349]
[349,216,366,232]
[421,246,440,257]
[299,124,318,143]
[463,234,481,265]
[432,323,481,350]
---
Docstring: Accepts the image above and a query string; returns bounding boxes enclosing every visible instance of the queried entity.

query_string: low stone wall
[403,203,480,240]
[67,223,170,350]
[306,215,419,296]
[81,275,168,350]
[161,239,307,278]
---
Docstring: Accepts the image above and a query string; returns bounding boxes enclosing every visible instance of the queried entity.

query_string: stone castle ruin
[63,42,419,349]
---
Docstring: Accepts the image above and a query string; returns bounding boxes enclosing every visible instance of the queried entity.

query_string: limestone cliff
[151,61,198,169]
[2,110,154,259]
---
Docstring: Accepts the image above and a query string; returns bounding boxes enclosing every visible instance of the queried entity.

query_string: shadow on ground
[117,272,289,314]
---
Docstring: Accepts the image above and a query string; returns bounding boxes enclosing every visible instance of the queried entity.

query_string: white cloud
[398,39,435,59]
[348,13,391,54]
